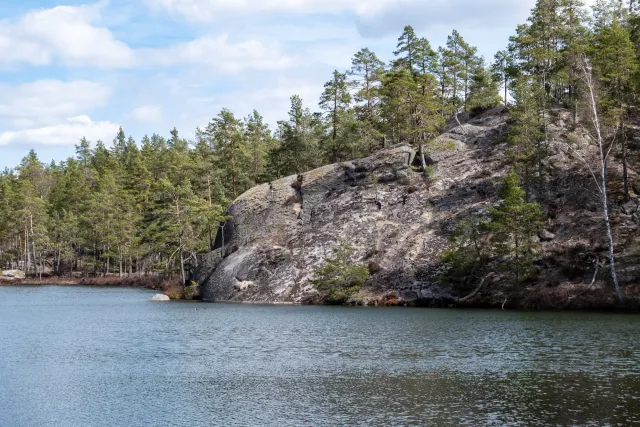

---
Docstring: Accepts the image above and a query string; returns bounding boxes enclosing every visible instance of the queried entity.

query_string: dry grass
[0,275,183,297]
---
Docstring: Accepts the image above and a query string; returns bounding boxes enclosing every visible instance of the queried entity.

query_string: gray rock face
[538,230,556,242]
[194,106,640,305]
[150,294,170,301]
[194,110,513,304]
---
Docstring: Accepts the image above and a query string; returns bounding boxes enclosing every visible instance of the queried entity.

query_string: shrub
[313,240,370,304]
[183,281,201,300]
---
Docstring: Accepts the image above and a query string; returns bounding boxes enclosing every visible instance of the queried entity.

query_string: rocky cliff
[194,107,640,308]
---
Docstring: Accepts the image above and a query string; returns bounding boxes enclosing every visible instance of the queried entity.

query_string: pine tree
[489,171,544,285]
[591,12,637,198]
[206,110,250,198]
[312,239,370,304]
[350,48,385,150]
[269,95,323,177]
[245,110,275,185]
[492,49,518,105]
[319,70,352,162]
[393,25,420,75]
[467,62,502,110]
[508,75,548,196]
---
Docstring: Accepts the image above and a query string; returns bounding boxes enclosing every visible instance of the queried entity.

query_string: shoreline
[2,278,640,312]
[0,276,181,294]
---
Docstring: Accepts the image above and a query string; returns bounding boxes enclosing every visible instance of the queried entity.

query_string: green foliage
[268,95,324,177]
[507,75,547,194]
[182,281,201,300]
[3,3,638,294]
[467,63,502,110]
[443,172,543,286]
[488,171,544,284]
[313,240,370,304]
[440,215,491,284]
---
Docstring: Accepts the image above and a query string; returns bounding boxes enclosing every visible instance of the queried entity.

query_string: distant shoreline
[2,278,639,312]
[0,276,176,293]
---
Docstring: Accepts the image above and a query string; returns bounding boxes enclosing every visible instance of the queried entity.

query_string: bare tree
[579,57,623,303]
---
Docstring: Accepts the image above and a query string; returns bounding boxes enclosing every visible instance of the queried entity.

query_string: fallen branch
[588,253,599,288]
[456,273,495,304]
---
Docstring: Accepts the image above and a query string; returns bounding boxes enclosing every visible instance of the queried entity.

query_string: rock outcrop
[194,107,640,308]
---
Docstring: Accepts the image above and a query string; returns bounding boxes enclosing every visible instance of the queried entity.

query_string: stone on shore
[2,270,26,280]
[150,293,170,301]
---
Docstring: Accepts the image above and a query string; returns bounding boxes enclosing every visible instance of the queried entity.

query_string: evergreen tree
[467,62,502,110]
[319,71,352,162]
[488,171,544,285]
[269,95,323,177]
[393,25,420,75]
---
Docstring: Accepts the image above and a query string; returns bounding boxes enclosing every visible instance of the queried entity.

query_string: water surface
[1,286,639,426]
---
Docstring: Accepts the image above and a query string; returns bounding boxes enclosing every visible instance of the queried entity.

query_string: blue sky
[0,0,544,169]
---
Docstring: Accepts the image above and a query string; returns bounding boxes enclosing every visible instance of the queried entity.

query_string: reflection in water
[1,286,639,426]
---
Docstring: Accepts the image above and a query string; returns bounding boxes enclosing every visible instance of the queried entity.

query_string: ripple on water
[1,287,640,426]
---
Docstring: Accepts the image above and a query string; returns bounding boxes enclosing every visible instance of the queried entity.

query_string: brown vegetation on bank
[0,275,189,299]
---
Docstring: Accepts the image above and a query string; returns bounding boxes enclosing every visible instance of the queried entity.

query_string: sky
[0,0,547,169]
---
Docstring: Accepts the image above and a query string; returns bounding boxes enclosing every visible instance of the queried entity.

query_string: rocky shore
[193,107,640,311]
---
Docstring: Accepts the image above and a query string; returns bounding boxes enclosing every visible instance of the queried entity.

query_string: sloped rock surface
[194,106,640,306]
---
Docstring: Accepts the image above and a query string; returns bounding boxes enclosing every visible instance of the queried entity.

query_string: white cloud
[0,116,119,146]
[0,3,134,68]
[0,3,297,74]
[146,35,297,73]
[0,80,112,126]
[130,106,164,123]
[145,0,398,21]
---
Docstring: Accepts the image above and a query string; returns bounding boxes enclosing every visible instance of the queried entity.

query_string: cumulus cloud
[0,80,112,126]
[354,0,535,37]
[0,116,120,146]
[0,3,296,74]
[144,35,297,73]
[129,106,164,123]
[0,3,135,68]
[145,0,536,37]
[145,0,398,21]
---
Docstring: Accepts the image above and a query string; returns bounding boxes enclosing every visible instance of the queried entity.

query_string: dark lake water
[1,286,640,426]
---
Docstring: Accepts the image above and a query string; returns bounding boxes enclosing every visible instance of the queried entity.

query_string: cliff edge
[194,107,640,309]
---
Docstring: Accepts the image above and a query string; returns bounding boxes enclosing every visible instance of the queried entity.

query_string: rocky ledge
[194,107,640,309]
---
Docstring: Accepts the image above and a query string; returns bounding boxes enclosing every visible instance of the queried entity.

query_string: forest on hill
[1,0,639,299]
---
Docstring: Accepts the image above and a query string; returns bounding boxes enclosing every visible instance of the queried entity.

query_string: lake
[1,286,639,426]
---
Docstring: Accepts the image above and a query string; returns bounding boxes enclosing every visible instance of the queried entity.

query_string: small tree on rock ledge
[313,239,370,304]
[488,171,544,285]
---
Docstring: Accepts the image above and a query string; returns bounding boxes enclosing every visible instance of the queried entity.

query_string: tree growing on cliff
[313,240,370,304]
[467,62,502,111]
[488,171,544,285]
[319,71,352,162]
[441,215,491,286]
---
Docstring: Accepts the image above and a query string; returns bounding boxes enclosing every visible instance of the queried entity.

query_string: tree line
[0,20,499,281]
[1,0,639,295]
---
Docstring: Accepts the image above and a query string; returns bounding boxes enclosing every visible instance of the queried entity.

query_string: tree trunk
[30,215,39,280]
[420,144,429,178]
[24,224,29,275]
[622,124,629,200]
[179,237,186,285]
[504,75,508,105]
[583,61,623,303]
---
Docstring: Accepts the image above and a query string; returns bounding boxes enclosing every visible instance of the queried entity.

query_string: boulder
[150,294,170,301]
[396,170,411,186]
[622,200,639,215]
[538,229,556,242]
[1,270,25,280]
